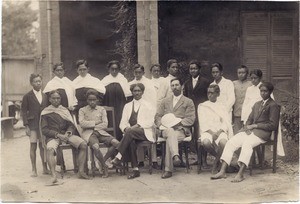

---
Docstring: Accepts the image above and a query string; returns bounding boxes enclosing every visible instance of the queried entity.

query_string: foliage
[111,1,137,81]
[279,92,299,142]
[2,1,38,55]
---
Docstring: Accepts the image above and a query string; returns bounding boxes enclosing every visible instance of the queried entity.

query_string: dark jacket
[21,90,48,130]
[246,98,280,141]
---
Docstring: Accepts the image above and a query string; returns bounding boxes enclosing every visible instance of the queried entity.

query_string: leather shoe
[152,162,160,170]
[173,155,181,166]
[161,171,172,179]
[127,170,140,179]
[111,157,122,168]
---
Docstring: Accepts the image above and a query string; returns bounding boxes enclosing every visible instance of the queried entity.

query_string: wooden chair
[88,106,129,176]
[249,129,279,175]
[160,135,192,173]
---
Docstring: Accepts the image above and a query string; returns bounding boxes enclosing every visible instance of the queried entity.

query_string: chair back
[103,106,117,138]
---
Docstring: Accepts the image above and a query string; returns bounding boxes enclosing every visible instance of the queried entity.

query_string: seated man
[79,89,119,178]
[111,83,155,179]
[198,84,233,173]
[41,90,89,184]
[155,78,195,179]
[211,82,280,182]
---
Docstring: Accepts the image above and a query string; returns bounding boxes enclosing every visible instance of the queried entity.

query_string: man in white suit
[111,83,155,179]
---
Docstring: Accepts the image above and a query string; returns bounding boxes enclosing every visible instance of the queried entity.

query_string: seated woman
[41,90,89,184]
[211,82,280,182]
[73,59,106,119]
[44,62,77,111]
[78,89,119,178]
[101,60,131,141]
[111,83,155,179]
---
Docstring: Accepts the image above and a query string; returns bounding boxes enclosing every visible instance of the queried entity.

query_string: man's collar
[87,105,98,110]
[173,94,183,99]
[33,89,41,94]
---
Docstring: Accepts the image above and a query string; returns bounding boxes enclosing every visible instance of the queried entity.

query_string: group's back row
[22,58,278,183]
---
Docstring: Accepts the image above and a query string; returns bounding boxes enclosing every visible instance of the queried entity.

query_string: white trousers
[220,132,265,167]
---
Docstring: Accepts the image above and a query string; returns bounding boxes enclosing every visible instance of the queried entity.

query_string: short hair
[130,83,145,93]
[250,69,263,79]
[237,65,249,74]
[167,59,178,69]
[133,64,145,72]
[76,59,88,69]
[208,84,220,94]
[150,64,161,72]
[259,82,274,93]
[53,62,64,71]
[189,60,201,69]
[170,77,183,86]
[86,89,99,99]
[29,74,42,83]
[211,62,223,72]
[49,89,60,97]
[107,60,121,70]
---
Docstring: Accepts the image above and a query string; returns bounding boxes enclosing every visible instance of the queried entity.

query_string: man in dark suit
[183,60,210,165]
[211,82,280,182]
[155,78,196,179]
[21,74,49,177]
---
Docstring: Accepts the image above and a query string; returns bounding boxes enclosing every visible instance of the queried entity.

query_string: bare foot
[78,172,90,180]
[211,172,227,180]
[211,159,220,174]
[231,174,245,183]
[31,171,38,177]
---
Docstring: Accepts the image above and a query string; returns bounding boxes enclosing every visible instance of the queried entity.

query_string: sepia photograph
[1,0,299,203]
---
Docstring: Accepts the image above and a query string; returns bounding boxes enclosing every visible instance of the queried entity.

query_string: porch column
[37,0,61,84]
[136,1,159,77]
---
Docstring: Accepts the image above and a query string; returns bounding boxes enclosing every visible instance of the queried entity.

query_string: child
[21,74,49,177]
[78,89,119,178]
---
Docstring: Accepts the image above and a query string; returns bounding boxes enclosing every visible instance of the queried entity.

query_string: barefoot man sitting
[211,82,280,182]
[41,90,89,184]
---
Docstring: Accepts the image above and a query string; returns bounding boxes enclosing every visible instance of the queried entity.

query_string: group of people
[21,58,280,185]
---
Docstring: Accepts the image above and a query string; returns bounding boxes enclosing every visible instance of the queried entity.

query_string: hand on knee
[92,143,100,150]
[111,139,119,147]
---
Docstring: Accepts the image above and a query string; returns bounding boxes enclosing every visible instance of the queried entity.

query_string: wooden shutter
[242,13,269,80]
[270,13,295,79]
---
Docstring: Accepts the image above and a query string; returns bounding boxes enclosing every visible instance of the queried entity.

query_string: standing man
[150,64,164,92]
[210,63,235,122]
[41,90,89,184]
[22,74,49,177]
[157,59,180,109]
[183,60,210,154]
[211,82,280,182]
[155,78,195,179]
[232,65,252,134]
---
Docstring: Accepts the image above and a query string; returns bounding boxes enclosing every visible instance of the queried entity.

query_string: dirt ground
[1,128,299,203]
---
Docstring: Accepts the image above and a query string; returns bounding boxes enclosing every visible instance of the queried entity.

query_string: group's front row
[41,78,280,184]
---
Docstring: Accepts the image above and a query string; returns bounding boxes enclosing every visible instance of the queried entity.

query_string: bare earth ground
[1,128,299,203]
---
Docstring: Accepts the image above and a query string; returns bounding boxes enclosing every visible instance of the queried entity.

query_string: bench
[1,117,14,139]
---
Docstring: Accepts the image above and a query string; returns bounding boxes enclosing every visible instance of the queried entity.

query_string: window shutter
[271,13,295,78]
[242,13,269,80]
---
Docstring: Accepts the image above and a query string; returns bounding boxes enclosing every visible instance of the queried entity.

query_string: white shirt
[33,89,42,104]
[173,94,182,107]
[192,77,198,88]
[157,74,176,108]
[211,76,235,114]
[133,99,141,112]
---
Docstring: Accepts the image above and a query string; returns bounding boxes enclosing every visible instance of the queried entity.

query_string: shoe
[102,166,109,178]
[173,155,181,166]
[138,162,144,167]
[152,162,160,170]
[161,171,172,179]
[111,157,122,168]
[127,170,140,179]
[78,172,90,180]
